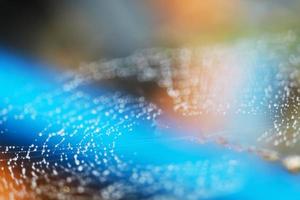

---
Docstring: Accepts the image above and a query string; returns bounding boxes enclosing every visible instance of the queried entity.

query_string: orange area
[151,48,246,134]
[147,0,240,41]
[0,163,34,200]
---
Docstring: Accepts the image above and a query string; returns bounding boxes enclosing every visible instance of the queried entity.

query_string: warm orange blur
[0,164,33,200]
[151,47,246,134]
[148,0,241,43]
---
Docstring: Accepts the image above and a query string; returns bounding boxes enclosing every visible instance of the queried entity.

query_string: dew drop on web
[1,32,300,199]
[79,32,300,166]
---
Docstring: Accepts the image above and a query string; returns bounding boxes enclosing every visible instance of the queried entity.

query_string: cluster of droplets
[79,32,297,117]
[3,31,300,199]
[0,71,162,199]
[78,31,300,168]
[0,66,244,199]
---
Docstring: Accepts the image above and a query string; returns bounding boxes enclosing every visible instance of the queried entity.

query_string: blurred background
[1,0,300,67]
[2,1,300,199]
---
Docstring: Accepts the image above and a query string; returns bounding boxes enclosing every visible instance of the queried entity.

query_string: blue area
[0,49,300,200]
